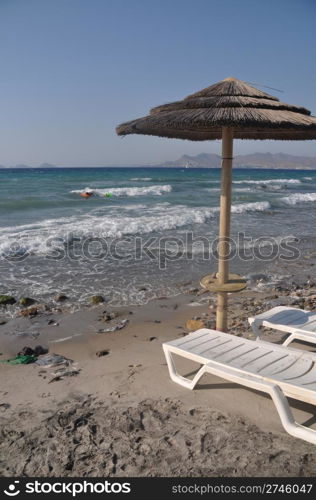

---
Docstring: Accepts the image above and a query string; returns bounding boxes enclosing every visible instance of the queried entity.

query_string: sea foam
[233,178,301,185]
[70,185,172,197]
[280,192,316,205]
[130,177,153,181]
[0,200,271,257]
[231,201,271,213]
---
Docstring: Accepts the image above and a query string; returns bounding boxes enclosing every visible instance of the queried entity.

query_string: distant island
[1,153,316,169]
[156,152,316,170]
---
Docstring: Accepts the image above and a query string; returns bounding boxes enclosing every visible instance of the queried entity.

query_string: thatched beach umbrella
[116,77,316,331]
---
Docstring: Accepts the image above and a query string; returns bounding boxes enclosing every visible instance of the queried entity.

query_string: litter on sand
[35,353,80,382]
[35,353,72,368]
[0,354,37,365]
[48,367,80,383]
[96,318,129,334]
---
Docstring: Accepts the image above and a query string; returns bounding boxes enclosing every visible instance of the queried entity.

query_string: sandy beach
[1,271,316,477]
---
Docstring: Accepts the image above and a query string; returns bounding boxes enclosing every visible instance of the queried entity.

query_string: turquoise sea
[0,167,315,308]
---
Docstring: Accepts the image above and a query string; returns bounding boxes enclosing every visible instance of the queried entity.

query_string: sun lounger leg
[282,333,296,347]
[248,319,262,340]
[283,331,316,348]
[202,362,316,445]
[269,384,316,445]
[163,346,207,390]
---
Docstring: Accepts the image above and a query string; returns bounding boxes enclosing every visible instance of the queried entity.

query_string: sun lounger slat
[225,347,262,364]
[301,380,316,389]
[257,355,298,375]
[239,353,291,374]
[186,336,224,352]
[272,361,314,381]
[272,311,308,326]
[211,343,255,362]
[229,349,272,369]
[252,307,306,322]
[303,318,316,330]
[179,338,228,356]
[175,331,219,348]
[286,369,316,387]
[267,357,313,378]
[194,339,235,356]
[256,307,307,323]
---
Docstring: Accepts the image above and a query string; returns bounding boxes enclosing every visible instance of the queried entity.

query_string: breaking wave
[0,200,271,257]
[70,185,172,197]
[231,201,271,213]
[130,177,153,181]
[279,192,316,205]
[233,178,301,185]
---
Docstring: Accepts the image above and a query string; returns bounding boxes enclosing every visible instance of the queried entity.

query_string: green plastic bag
[0,354,37,365]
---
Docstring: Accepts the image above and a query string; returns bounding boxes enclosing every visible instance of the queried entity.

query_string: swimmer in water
[80,191,93,198]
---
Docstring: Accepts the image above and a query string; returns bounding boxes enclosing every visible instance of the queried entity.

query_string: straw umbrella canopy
[116,77,316,331]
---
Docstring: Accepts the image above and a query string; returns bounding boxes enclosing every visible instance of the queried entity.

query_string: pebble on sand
[54,294,69,302]
[19,297,36,307]
[19,306,40,317]
[96,349,110,357]
[90,295,105,305]
[0,295,16,306]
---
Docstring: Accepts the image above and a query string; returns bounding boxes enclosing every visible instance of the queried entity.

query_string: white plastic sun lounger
[163,328,316,444]
[248,306,316,347]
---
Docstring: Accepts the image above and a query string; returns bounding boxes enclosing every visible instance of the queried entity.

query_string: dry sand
[1,283,316,477]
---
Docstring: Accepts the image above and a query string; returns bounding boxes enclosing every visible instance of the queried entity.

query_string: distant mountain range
[157,153,316,169]
[1,153,316,169]
[1,162,57,169]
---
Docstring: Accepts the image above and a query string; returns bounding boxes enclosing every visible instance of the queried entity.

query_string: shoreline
[1,239,316,322]
[1,273,316,476]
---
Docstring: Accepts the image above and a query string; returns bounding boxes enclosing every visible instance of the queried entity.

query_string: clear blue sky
[0,0,315,166]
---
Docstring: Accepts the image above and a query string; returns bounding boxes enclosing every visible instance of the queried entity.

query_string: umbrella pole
[216,127,233,331]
